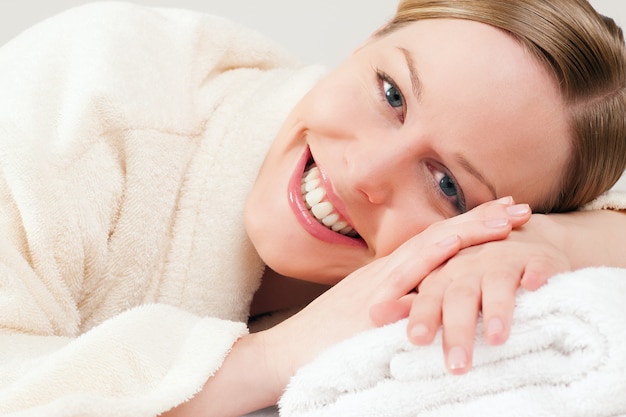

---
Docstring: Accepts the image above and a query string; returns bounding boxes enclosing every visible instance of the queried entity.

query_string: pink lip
[288,147,366,248]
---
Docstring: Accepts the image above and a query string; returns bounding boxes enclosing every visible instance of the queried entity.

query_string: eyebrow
[455,153,498,200]
[399,46,497,202]
[398,47,422,101]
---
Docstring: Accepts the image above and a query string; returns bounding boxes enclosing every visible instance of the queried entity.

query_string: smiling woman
[386,0,626,214]
[0,1,625,417]
[246,17,572,281]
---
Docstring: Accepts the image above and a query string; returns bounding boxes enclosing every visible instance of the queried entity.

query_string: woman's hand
[404,213,571,374]
[371,207,626,376]
[162,198,530,417]
[262,198,531,385]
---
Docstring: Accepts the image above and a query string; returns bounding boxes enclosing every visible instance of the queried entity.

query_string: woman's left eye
[430,165,467,214]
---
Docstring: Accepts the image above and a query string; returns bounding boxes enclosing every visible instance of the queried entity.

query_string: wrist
[538,209,626,270]
[252,329,295,401]
[526,212,568,249]
[163,332,288,417]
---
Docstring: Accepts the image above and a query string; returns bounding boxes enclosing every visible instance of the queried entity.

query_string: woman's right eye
[383,79,403,108]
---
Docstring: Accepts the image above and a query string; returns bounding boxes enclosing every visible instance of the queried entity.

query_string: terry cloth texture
[280,266,626,416]
[0,2,322,416]
[279,195,626,417]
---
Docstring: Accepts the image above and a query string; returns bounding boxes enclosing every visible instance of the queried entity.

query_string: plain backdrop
[1,0,625,190]
[1,0,624,67]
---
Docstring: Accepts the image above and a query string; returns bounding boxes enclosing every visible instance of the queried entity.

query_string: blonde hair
[381,0,626,212]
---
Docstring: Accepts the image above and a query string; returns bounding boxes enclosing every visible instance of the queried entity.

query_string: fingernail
[410,323,429,340]
[506,204,530,217]
[437,234,459,247]
[495,196,513,205]
[484,218,509,228]
[448,346,467,371]
[486,317,504,338]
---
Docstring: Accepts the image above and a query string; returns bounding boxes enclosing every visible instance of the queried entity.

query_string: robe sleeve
[0,3,300,415]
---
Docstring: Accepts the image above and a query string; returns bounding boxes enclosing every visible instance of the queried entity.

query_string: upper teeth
[301,164,359,237]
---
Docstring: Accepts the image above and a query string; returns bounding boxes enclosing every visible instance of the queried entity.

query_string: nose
[345,142,407,205]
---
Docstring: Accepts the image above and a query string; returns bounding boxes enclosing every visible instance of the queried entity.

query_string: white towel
[280,267,626,417]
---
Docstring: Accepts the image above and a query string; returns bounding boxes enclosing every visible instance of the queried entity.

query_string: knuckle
[527,253,568,276]
[386,265,408,289]
[415,289,444,307]
[482,268,519,285]
[483,202,507,216]
[409,308,437,326]
[422,220,446,239]
[443,282,481,304]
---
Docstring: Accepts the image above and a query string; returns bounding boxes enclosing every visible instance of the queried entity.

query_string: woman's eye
[439,175,457,197]
[377,70,406,122]
[430,165,466,213]
[383,79,403,108]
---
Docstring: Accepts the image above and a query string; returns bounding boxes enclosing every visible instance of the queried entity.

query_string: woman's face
[245,18,570,284]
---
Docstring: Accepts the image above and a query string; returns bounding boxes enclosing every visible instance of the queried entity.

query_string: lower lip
[288,147,366,248]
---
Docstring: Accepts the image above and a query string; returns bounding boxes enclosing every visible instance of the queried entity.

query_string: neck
[249,268,330,318]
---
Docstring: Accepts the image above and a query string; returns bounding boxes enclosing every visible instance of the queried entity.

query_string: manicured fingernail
[486,317,504,337]
[506,204,530,217]
[484,218,509,228]
[495,196,513,204]
[448,346,467,371]
[410,323,429,340]
[437,235,459,247]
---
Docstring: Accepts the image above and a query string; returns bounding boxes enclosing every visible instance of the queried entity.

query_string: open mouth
[300,159,361,239]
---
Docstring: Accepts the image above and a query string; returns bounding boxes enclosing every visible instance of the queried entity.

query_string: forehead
[377,18,530,71]
[369,19,572,208]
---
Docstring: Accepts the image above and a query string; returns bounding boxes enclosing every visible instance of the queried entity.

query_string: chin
[262,247,355,285]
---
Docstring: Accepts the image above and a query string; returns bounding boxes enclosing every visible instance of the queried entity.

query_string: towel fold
[279,267,626,417]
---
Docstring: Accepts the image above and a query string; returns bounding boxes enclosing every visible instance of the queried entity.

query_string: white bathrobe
[0,3,321,416]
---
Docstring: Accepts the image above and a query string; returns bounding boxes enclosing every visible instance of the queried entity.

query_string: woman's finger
[382,203,529,298]
[419,202,530,248]
[375,234,462,300]
[406,280,446,344]
[520,254,569,290]
[440,276,482,374]
[480,268,520,345]
[369,293,416,327]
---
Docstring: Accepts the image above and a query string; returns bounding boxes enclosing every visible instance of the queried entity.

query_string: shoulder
[16,1,298,68]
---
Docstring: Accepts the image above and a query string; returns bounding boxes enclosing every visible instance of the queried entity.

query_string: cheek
[367,205,445,258]
[301,72,374,136]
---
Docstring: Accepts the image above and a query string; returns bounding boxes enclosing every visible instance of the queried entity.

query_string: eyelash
[428,162,467,214]
[375,69,466,214]
[376,69,406,123]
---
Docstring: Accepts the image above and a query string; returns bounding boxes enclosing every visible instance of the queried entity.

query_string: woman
[350,0,626,373]
[243,0,626,397]
[0,1,623,417]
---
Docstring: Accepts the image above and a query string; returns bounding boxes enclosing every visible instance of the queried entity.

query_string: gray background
[1,0,625,190]
[2,1,624,67]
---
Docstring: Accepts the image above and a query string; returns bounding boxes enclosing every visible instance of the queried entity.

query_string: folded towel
[279,267,626,417]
